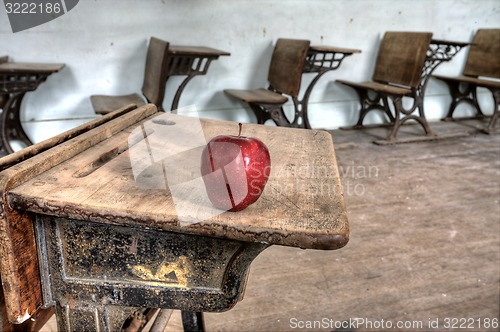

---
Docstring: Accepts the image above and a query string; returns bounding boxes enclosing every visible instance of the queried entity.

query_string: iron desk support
[292,46,361,129]
[0,104,349,331]
[341,39,469,144]
[166,46,230,112]
[0,57,64,156]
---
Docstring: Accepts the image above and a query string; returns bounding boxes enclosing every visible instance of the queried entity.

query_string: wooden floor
[41,119,499,331]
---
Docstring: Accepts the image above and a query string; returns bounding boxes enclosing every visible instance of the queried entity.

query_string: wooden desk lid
[168,45,230,57]
[0,104,348,322]
[0,62,64,73]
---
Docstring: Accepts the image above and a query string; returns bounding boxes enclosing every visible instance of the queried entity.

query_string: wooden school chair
[224,38,311,127]
[336,31,434,143]
[91,37,170,114]
[433,29,500,133]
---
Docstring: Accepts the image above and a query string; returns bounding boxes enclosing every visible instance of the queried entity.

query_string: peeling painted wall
[0,0,498,145]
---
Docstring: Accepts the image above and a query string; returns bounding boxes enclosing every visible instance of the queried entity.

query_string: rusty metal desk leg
[0,92,33,155]
[484,89,500,133]
[167,56,217,112]
[169,59,214,112]
[289,46,360,129]
[292,71,326,129]
[0,60,64,155]
[293,48,359,129]
[384,40,469,141]
[182,311,205,331]
[34,216,269,332]
[339,91,394,130]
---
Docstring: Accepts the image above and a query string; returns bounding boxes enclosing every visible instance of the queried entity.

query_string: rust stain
[131,256,191,286]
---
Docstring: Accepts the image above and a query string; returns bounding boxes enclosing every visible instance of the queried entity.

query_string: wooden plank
[432,74,500,90]
[463,29,500,78]
[0,62,65,74]
[0,104,156,324]
[8,113,348,250]
[336,80,413,96]
[0,104,138,172]
[224,88,288,104]
[168,45,230,57]
[372,31,433,89]
[309,45,361,54]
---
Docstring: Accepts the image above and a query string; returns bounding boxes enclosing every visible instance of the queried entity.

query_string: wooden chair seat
[432,29,500,132]
[90,37,169,115]
[433,75,500,90]
[91,93,145,115]
[336,80,413,96]
[224,39,310,127]
[224,88,288,105]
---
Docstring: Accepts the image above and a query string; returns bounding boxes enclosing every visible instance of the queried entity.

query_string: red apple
[201,123,271,212]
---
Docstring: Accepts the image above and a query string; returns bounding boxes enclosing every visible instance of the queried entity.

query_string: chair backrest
[372,31,433,89]
[141,37,170,109]
[268,38,311,97]
[463,29,500,79]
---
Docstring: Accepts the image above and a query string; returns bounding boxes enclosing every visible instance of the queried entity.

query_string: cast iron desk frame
[0,56,64,156]
[0,104,348,331]
[341,39,469,144]
[286,45,361,129]
[166,46,230,112]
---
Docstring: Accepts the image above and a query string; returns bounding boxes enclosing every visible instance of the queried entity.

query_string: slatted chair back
[141,37,170,106]
[267,38,311,97]
[372,31,433,89]
[463,29,500,79]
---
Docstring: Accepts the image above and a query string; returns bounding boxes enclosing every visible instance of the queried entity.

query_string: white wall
[1,0,499,146]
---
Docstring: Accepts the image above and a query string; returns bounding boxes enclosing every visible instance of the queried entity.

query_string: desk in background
[294,45,361,129]
[167,46,230,112]
[0,56,64,155]
[340,38,469,144]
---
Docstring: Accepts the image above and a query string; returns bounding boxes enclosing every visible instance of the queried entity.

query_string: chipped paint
[131,256,192,286]
[15,309,31,324]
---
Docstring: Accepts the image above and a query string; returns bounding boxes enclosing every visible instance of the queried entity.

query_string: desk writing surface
[8,108,348,250]
[168,45,230,57]
[309,45,361,54]
[430,39,470,47]
[0,62,64,74]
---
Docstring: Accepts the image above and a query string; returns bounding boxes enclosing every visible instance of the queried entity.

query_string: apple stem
[238,123,242,137]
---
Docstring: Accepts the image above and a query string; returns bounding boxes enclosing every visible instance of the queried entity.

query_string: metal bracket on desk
[293,50,357,129]
[167,56,216,112]
[0,67,63,155]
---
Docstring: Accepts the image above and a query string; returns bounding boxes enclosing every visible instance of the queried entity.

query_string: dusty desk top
[308,45,362,54]
[0,62,64,73]
[7,104,348,250]
[168,45,231,57]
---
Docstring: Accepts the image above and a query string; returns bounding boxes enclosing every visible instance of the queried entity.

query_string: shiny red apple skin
[201,134,271,212]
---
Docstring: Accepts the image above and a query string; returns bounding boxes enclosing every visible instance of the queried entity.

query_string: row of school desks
[0,36,471,157]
